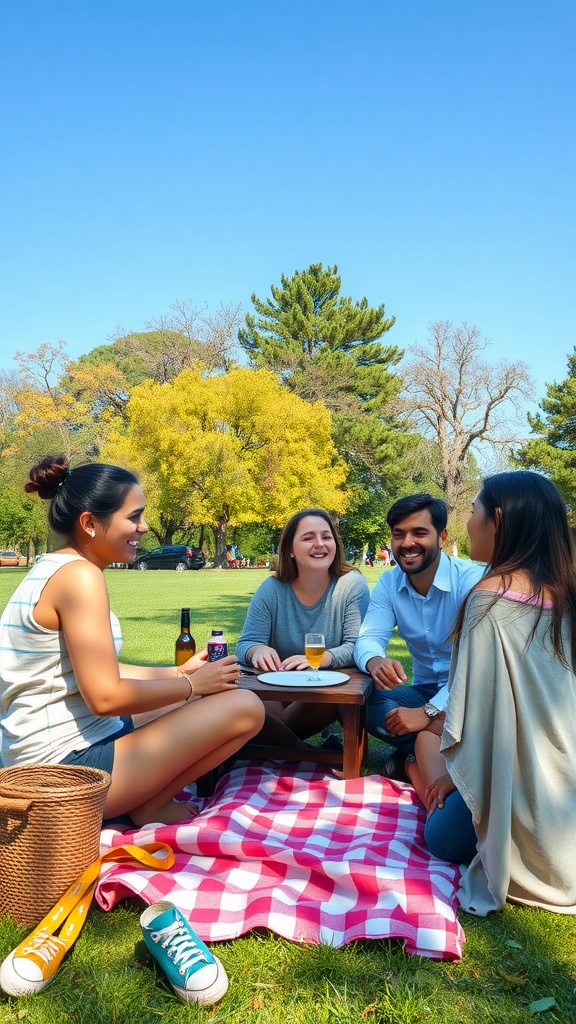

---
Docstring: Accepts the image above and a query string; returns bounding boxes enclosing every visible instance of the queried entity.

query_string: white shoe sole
[0,951,56,996]
[172,955,229,1005]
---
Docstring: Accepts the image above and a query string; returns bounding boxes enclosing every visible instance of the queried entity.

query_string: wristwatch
[423,703,440,718]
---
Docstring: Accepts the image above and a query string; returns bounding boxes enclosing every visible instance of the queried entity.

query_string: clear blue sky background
[1,0,574,409]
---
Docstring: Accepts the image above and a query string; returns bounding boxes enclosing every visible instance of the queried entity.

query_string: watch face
[424,703,438,717]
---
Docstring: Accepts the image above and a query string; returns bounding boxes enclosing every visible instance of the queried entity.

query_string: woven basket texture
[0,764,111,925]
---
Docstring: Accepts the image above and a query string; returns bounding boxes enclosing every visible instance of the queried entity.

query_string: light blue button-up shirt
[354,552,484,710]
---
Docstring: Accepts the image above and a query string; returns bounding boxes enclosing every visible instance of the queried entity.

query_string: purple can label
[207,640,228,662]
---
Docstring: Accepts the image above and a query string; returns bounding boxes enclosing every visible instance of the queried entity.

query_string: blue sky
[1,0,574,411]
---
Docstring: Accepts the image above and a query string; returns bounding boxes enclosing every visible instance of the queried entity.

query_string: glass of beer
[305,633,325,682]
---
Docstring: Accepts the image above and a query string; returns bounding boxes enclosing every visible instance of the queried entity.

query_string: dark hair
[453,470,576,668]
[275,508,352,582]
[25,455,140,537]
[387,492,448,534]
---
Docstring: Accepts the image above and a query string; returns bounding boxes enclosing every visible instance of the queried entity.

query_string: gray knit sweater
[235,571,370,669]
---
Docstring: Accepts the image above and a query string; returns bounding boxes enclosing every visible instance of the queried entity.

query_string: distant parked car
[131,545,205,571]
[0,550,20,566]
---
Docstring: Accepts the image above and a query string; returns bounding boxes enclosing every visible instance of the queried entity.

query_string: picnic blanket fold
[96,763,464,960]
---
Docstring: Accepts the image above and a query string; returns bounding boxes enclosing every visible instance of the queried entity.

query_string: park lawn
[0,566,573,1024]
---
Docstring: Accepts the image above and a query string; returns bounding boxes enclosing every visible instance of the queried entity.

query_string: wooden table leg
[341,703,366,779]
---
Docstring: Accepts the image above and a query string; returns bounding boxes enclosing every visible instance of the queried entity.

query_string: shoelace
[19,928,68,971]
[152,920,208,976]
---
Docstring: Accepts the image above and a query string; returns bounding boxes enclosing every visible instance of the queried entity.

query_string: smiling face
[390,509,446,581]
[290,515,337,574]
[89,484,148,567]
[467,492,496,564]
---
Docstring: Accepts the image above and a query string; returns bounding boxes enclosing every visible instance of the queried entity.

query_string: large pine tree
[239,263,399,409]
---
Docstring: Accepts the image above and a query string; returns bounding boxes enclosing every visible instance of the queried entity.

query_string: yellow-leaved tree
[103,367,349,564]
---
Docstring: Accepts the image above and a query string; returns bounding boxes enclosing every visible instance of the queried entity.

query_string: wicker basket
[0,764,111,925]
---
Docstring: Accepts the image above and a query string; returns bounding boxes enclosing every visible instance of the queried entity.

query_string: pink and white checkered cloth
[96,762,464,960]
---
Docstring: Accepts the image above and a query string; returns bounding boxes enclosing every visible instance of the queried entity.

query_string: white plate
[257,671,350,688]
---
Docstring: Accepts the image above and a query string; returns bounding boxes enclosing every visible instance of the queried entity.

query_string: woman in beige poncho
[406,471,576,917]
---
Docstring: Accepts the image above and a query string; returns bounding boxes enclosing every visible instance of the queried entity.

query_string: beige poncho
[442,590,576,916]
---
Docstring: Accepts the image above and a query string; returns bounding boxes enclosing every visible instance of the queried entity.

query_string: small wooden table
[237,668,373,779]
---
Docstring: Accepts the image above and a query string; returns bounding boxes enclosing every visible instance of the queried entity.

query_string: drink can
[207,629,228,662]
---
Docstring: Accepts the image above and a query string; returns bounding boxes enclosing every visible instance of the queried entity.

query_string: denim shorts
[60,717,134,775]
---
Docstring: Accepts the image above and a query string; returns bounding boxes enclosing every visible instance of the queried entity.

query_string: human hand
[367,657,408,690]
[425,713,445,737]
[250,645,282,672]
[280,654,310,671]
[178,650,209,674]
[187,655,240,695]
[425,772,456,812]
[384,705,430,736]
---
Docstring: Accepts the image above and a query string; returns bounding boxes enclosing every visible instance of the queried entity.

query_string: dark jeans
[366,681,441,753]
[424,789,477,864]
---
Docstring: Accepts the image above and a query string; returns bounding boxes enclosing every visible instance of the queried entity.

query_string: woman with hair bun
[406,470,576,916]
[0,455,265,827]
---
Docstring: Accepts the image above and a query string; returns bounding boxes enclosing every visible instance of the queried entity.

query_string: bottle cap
[211,629,224,636]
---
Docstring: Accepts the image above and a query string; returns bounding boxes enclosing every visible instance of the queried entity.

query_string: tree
[61,359,132,432]
[9,342,105,462]
[515,346,576,519]
[239,263,415,542]
[402,321,534,509]
[0,487,49,557]
[0,370,20,457]
[103,367,349,565]
[239,263,399,408]
[80,300,242,386]
[146,300,241,375]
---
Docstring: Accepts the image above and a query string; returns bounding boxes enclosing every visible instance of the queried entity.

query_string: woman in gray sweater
[236,509,370,737]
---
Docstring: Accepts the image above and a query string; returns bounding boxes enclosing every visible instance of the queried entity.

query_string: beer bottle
[175,608,196,666]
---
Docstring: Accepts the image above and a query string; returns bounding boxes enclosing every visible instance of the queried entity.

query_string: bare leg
[405,758,426,806]
[106,688,264,826]
[407,731,447,810]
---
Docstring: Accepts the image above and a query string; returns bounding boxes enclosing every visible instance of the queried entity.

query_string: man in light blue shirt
[354,493,484,765]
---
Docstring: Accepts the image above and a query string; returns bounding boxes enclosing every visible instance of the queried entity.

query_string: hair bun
[24,455,70,500]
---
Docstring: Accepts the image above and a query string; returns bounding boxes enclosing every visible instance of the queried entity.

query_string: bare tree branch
[402,321,534,508]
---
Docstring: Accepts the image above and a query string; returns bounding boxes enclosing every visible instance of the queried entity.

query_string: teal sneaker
[140,902,228,1005]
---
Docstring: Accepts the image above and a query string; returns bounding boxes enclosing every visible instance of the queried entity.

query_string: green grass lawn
[0,566,574,1024]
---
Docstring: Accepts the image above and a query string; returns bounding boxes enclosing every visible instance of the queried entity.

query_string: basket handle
[0,796,33,846]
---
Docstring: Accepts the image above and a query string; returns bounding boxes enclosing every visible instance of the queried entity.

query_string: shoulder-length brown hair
[452,471,576,668]
[275,508,353,583]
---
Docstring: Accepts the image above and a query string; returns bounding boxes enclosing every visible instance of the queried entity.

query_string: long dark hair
[275,508,352,583]
[25,455,140,537]
[453,470,576,667]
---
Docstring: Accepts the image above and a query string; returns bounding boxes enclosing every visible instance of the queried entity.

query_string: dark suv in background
[131,545,205,571]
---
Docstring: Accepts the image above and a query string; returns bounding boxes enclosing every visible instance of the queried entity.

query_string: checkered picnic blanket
[96,762,465,960]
